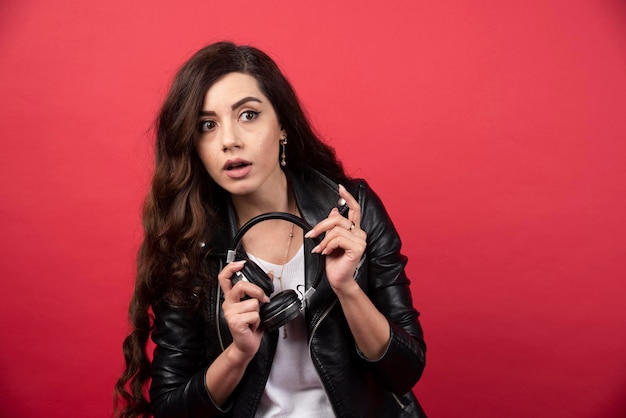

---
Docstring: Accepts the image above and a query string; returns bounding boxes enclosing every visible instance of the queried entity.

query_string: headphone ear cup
[232,260,274,296]
[261,290,301,332]
[228,212,323,332]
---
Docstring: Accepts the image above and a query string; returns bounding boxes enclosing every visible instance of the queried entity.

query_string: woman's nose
[220,123,242,151]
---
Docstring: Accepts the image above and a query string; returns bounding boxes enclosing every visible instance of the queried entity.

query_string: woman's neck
[231,176,293,226]
[232,180,302,266]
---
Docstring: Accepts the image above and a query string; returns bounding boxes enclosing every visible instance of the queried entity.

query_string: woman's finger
[338,184,361,227]
[218,260,246,293]
[310,218,366,254]
[313,226,367,255]
[229,280,270,304]
[219,261,270,303]
[228,311,262,334]
[306,210,358,242]
[318,232,366,256]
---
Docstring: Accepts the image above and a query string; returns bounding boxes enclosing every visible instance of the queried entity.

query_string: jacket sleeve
[353,180,427,395]
[149,304,232,418]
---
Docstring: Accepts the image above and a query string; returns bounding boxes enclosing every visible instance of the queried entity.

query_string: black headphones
[227,212,323,332]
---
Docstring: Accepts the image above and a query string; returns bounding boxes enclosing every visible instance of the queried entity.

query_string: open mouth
[226,162,251,170]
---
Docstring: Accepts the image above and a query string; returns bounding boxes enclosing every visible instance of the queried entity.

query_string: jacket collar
[290,168,343,228]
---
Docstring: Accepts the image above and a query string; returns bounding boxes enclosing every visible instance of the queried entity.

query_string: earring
[280,135,288,167]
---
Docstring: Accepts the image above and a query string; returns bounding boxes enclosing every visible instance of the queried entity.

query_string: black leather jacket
[149,169,427,417]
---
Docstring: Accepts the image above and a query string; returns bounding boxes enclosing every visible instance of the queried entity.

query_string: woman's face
[196,72,286,198]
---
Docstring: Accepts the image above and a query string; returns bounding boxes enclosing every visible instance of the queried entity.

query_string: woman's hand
[205,261,271,405]
[305,185,367,295]
[218,260,270,362]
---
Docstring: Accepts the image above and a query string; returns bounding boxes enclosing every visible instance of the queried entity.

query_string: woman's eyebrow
[231,96,262,109]
[199,97,263,117]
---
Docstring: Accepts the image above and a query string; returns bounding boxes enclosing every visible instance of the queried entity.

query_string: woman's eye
[240,110,259,121]
[198,120,216,132]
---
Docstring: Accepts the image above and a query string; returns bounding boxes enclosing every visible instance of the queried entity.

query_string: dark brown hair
[114,41,347,417]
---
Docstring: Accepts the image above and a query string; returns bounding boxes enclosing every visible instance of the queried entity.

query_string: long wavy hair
[113,41,347,417]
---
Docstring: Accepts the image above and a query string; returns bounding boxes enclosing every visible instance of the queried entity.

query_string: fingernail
[311,245,320,253]
[304,230,313,238]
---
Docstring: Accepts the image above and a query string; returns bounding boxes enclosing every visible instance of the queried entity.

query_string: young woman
[115,41,426,418]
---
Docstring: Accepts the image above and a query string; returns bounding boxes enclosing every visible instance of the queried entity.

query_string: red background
[1,1,625,417]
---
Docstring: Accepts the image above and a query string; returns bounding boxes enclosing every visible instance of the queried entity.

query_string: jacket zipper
[306,253,368,416]
[216,261,226,351]
[308,299,337,351]
[307,299,338,414]
[392,393,407,410]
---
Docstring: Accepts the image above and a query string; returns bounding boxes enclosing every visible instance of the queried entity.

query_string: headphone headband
[226,212,317,263]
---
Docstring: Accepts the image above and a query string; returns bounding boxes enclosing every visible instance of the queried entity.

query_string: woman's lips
[224,159,252,179]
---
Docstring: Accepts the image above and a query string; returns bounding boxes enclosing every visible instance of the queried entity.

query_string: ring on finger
[348,222,355,231]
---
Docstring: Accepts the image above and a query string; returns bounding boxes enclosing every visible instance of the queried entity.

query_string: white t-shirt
[248,246,335,418]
